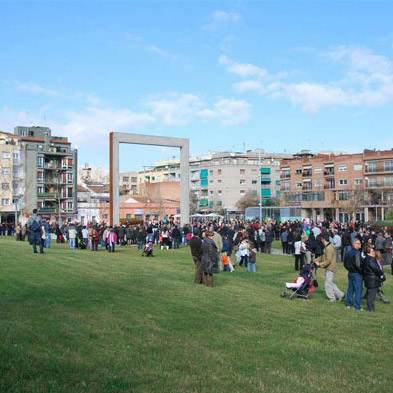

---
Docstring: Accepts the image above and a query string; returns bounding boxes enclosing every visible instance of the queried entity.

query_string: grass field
[1,237,392,393]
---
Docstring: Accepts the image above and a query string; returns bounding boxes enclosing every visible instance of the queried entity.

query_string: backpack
[30,219,40,233]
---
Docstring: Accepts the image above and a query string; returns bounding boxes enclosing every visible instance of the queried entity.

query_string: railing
[302,170,312,177]
[37,192,57,198]
[324,170,335,176]
[365,164,393,174]
[366,182,393,188]
[324,183,335,189]
[280,173,291,179]
[38,207,57,213]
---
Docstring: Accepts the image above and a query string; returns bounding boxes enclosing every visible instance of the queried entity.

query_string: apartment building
[0,131,24,223]
[363,149,393,221]
[190,150,290,212]
[119,171,139,195]
[137,159,180,184]
[280,149,393,222]
[14,126,78,221]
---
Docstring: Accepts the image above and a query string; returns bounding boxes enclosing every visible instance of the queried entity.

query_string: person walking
[343,239,363,311]
[315,233,345,303]
[27,209,43,254]
[363,245,385,312]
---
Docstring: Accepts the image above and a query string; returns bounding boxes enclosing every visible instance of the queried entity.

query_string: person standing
[315,233,345,303]
[363,245,385,312]
[189,229,203,283]
[294,236,306,271]
[68,224,77,250]
[201,231,217,287]
[343,239,363,311]
[27,209,43,254]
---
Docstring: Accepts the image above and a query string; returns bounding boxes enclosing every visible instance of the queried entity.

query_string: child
[238,239,250,267]
[222,253,234,272]
[247,248,257,272]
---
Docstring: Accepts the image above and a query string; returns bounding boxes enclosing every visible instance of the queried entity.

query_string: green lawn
[1,237,392,393]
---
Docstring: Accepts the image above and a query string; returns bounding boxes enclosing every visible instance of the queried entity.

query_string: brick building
[280,149,393,222]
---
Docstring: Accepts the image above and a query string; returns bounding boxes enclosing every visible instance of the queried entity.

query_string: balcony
[38,207,57,214]
[44,177,67,184]
[365,164,393,174]
[302,184,313,191]
[37,192,57,199]
[324,182,335,190]
[280,173,291,179]
[302,170,312,177]
[324,169,335,177]
[366,182,393,189]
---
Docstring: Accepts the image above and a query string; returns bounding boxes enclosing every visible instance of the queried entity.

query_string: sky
[1,1,393,172]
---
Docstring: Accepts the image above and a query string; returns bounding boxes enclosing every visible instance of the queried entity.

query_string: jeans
[294,254,304,271]
[366,287,378,311]
[324,270,344,301]
[346,272,363,310]
[45,233,51,248]
[247,262,256,273]
[69,238,76,250]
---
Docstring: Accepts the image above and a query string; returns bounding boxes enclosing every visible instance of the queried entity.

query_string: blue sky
[1,1,393,172]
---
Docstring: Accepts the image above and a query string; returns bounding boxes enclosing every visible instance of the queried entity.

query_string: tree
[189,191,198,214]
[263,197,280,207]
[236,191,259,211]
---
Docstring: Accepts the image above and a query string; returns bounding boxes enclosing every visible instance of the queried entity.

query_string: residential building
[137,159,180,184]
[190,150,290,212]
[280,149,393,222]
[363,149,393,221]
[119,171,139,195]
[14,126,78,221]
[77,182,109,224]
[0,131,24,223]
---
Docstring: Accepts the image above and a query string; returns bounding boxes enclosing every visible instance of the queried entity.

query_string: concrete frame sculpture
[109,132,190,226]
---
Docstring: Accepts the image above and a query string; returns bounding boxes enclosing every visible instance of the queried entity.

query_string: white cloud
[203,10,242,31]
[213,98,250,125]
[147,93,250,126]
[222,46,393,112]
[219,55,268,79]
[56,106,155,145]
[14,81,58,97]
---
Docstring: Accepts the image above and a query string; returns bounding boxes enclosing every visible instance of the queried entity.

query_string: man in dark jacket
[343,239,363,310]
[27,209,43,254]
[189,229,203,284]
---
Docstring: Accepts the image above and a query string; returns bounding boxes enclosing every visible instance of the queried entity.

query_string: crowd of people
[3,209,392,312]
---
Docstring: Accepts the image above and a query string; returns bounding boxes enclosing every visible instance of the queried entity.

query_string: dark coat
[363,255,384,289]
[201,238,217,274]
[190,236,202,259]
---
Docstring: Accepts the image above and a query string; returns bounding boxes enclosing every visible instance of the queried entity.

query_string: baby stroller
[281,264,316,300]
[142,241,154,257]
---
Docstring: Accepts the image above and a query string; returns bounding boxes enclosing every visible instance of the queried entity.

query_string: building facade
[14,126,78,221]
[190,150,289,212]
[0,132,24,223]
[119,171,139,195]
[280,149,393,222]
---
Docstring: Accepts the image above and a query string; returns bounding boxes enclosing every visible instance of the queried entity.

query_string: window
[209,170,213,175]
[384,160,393,172]
[240,179,246,184]
[131,177,137,183]
[296,182,302,188]
[338,165,347,172]
[37,156,44,168]
[209,180,214,184]
[67,201,73,210]
[2,167,10,175]
[67,173,73,183]
[2,151,11,159]
[218,190,222,194]
[354,164,363,171]
[252,180,258,184]
[122,177,129,182]
[1,183,9,191]
[240,169,245,175]
[295,168,302,175]
[384,176,393,186]
[218,169,222,175]
[37,186,44,194]
[240,190,245,194]
[339,179,348,185]
[354,178,363,186]
[365,161,376,173]
[210,190,214,195]
[13,152,19,160]
[1,198,10,206]
[217,179,222,183]
[338,191,349,201]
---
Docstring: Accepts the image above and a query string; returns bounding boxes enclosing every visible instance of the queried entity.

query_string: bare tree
[236,191,259,211]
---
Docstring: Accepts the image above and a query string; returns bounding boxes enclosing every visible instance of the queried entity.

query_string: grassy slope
[0,238,392,393]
